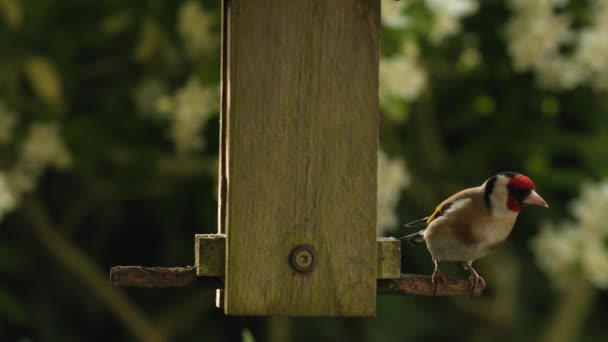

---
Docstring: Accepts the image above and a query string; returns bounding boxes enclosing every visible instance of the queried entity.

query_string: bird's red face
[506,174,548,212]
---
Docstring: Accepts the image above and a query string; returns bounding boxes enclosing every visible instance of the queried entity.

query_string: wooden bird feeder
[110,0,483,318]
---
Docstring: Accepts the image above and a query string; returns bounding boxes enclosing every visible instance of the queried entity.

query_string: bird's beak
[523,190,549,208]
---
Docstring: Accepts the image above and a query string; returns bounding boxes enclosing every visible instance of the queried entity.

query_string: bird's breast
[474,214,517,251]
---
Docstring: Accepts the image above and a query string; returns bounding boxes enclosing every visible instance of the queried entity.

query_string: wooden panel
[218,0,229,236]
[195,234,225,277]
[194,234,400,280]
[224,0,380,316]
[376,238,401,279]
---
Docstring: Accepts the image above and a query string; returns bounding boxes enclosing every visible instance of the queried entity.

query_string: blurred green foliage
[0,0,608,342]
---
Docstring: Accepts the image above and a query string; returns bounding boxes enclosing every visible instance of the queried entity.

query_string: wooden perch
[378,274,484,297]
[111,236,483,297]
[110,266,221,289]
[110,267,482,297]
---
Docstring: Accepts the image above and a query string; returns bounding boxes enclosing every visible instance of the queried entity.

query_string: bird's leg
[463,261,485,297]
[431,259,447,296]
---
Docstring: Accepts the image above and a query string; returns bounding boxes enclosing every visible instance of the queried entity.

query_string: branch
[23,197,166,342]
[378,274,484,297]
[58,195,96,236]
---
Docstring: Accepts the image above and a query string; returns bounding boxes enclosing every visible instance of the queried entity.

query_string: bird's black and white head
[483,172,548,215]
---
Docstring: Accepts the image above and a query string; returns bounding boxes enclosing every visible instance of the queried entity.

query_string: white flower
[581,240,608,288]
[20,123,71,171]
[506,0,608,92]
[0,173,16,222]
[425,0,478,43]
[506,4,571,73]
[177,1,216,59]
[0,122,71,208]
[593,69,608,92]
[568,182,608,236]
[531,222,583,287]
[535,57,585,90]
[382,0,410,29]
[590,0,608,30]
[6,165,36,197]
[575,29,608,74]
[377,150,411,235]
[379,42,427,103]
[0,101,18,144]
[510,0,554,13]
[427,0,477,17]
[161,78,218,156]
[532,180,608,289]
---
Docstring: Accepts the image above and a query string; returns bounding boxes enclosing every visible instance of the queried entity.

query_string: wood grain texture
[195,234,226,277]
[378,274,485,297]
[224,0,380,316]
[218,0,229,236]
[110,266,198,288]
[377,238,401,279]
[195,234,401,280]
[110,267,484,298]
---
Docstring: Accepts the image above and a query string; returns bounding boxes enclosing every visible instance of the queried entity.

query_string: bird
[399,171,549,296]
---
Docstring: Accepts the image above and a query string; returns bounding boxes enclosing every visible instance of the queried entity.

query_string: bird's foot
[467,271,485,298]
[431,268,447,296]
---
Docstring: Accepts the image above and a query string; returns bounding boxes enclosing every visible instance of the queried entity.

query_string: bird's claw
[431,269,448,296]
[467,273,485,298]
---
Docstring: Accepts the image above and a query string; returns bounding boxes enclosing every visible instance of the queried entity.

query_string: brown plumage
[400,172,548,296]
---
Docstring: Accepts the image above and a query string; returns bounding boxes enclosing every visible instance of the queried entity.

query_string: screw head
[290,245,316,273]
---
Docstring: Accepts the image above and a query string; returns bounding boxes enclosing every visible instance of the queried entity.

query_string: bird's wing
[403,187,484,229]
[403,217,430,228]
[424,187,480,224]
[425,187,491,245]
[403,191,469,228]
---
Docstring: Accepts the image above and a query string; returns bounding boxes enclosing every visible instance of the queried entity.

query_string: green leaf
[242,329,255,342]
[381,97,410,123]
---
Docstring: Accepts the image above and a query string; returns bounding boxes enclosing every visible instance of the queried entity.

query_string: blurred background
[1,0,608,341]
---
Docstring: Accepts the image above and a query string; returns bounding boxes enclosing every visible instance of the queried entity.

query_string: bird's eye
[507,185,531,203]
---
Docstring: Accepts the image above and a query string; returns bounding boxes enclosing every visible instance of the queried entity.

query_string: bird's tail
[404,217,429,229]
[397,230,425,245]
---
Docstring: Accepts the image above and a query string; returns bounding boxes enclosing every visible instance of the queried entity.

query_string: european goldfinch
[400,172,548,296]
